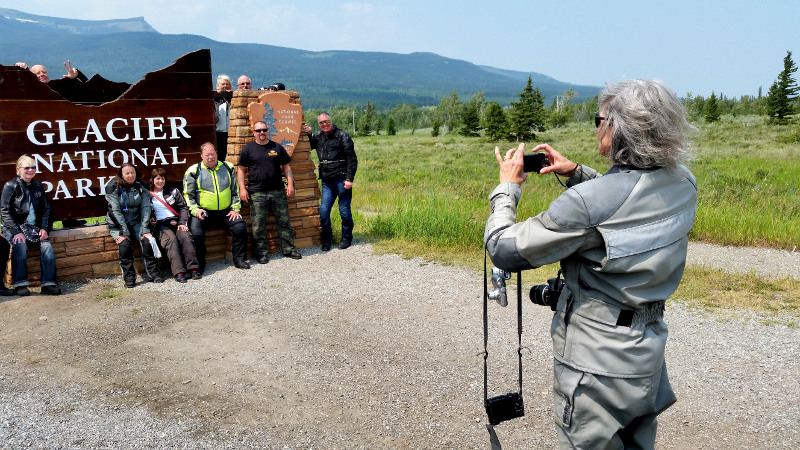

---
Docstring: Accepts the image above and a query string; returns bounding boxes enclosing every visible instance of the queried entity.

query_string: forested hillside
[0,7,601,110]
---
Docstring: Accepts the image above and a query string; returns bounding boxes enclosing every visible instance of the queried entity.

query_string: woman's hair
[599,79,693,168]
[216,74,232,90]
[16,155,36,170]
[115,163,140,187]
[149,167,167,190]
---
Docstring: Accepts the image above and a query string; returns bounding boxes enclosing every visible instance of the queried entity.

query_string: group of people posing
[1,112,357,294]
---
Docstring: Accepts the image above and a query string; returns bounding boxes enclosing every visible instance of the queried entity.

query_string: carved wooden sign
[246,92,303,156]
[0,49,214,222]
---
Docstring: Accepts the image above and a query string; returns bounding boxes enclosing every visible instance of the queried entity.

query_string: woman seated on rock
[105,163,161,288]
[0,155,60,296]
[148,168,200,283]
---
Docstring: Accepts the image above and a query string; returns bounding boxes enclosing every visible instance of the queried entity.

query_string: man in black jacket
[303,113,358,251]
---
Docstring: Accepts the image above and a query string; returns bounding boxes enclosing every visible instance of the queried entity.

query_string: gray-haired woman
[485,79,696,448]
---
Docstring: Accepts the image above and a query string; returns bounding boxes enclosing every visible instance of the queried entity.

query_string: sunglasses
[239,82,251,85]
[595,112,607,128]
[20,166,36,170]
[254,129,268,133]
[318,120,331,125]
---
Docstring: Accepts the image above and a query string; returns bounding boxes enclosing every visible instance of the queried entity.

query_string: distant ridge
[0,7,156,34]
[0,7,601,109]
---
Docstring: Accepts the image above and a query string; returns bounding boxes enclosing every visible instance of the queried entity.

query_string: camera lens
[530,284,550,306]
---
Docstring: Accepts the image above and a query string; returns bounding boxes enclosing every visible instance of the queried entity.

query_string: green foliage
[458,102,481,137]
[431,117,441,137]
[438,91,462,134]
[767,51,799,125]
[386,117,397,136]
[357,102,375,136]
[509,76,547,141]
[482,101,509,141]
[349,118,800,266]
[704,92,721,123]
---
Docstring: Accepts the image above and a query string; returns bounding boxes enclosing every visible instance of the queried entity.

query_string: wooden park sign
[0,49,214,222]
[246,91,304,156]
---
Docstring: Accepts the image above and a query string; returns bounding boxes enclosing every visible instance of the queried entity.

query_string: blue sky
[2,0,798,98]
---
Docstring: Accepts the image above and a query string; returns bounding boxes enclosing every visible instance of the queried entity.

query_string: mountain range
[0,7,602,110]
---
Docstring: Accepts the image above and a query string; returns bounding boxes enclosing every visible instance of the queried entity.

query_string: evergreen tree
[508,76,546,141]
[458,102,481,137]
[357,102,375,136]
[431,116,441,137]
[704,92,721,123]
[482,101,508,141]
[375,117,382,135]
[767,51,799,125]
[386,117,396,135]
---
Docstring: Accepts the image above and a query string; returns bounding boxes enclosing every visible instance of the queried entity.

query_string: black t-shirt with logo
[238,140,291,192]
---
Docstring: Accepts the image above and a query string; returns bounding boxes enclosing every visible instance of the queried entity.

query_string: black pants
[189,208,248,271]
[118,236,159,282]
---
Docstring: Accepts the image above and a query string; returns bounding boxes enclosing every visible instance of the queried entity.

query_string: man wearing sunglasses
[302,113,358,251]
[237,121,302,263]
[237,75,252,90]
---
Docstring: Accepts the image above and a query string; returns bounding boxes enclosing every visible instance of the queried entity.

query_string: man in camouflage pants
[236,121,302,263]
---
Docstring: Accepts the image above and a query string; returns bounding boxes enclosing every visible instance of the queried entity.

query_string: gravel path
[0,241,797,449]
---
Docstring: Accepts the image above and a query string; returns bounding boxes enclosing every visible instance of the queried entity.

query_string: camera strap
[482,249,524,408]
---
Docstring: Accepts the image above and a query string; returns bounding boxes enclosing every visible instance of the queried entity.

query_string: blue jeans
[320,177,353,245]
[11,239,57,287]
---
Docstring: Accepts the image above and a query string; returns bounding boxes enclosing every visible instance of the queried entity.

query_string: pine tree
[704,92,721,123]
[458,102,481,137]
[387,117,396,136]
[357,102,375,136]
[767,51,799,125]
[508,76,546,141]
[482,101,508,141]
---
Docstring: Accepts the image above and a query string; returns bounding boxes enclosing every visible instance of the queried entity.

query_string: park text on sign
[247,92,303,157]
[0,50,214,221]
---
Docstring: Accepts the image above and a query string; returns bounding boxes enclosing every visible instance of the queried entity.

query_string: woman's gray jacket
[484,164,697,378]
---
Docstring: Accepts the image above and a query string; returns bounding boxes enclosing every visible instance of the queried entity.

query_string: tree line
[304,51,798,139]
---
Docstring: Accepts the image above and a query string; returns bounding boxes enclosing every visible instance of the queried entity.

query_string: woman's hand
[142,233,153,240]
[494,143,528,185]
[178,224,189,232]
[115,235,129,244]
[38,229,48,241]
[12,232,25,244]
[533,144,577,176]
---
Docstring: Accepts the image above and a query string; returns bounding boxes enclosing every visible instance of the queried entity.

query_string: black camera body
[485,392,525,425]
[200,211,208,219]
[530,276,565,310]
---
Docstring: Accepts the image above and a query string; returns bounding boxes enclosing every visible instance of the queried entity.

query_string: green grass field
[317,115,800,322]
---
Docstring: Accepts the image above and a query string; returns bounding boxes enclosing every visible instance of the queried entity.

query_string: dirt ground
[0,247,797,448]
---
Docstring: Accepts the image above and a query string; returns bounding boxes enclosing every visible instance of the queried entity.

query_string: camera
[485,392,525,425]
[487,266,511,307]
[530,275,565,310]
[200,211,208,219]
[523,153,549,173]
